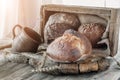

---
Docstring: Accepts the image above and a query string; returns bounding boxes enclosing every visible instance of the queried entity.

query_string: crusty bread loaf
[44,13,80,43]
[78,23,105,47]
[45,13,80,28]
[47,29,92,63]
[44,23,73,43]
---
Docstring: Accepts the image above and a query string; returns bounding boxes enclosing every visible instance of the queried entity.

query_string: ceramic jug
[12,24,41,52]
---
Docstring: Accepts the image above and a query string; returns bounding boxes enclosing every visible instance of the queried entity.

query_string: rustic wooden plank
[43,4,112,14]
[51,75,68,80]
[109,9,117,57]
[25,73,49,80]
[0,62,10,71]
[0,63,27,79]
[65,72,98,80]
[0,63,18,73]
[1,66,32,80]
[41,75,55,80]
[16,69,34,80]
[112,9,120,57]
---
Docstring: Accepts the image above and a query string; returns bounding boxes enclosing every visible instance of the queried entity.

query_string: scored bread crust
[44,23,73,42]
[47,29,92,63]
[44,13,80,43]
[78,23,105,47]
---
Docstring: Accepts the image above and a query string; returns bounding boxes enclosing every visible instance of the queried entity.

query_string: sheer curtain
[0,0,42,39]
[0,0,64,39]
[0,0,19,39]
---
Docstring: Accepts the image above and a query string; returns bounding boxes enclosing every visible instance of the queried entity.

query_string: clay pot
[47,29,92,63]
[12,24,41,52]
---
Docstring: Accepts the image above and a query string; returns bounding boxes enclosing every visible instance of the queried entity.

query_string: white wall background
[62,0,120,8]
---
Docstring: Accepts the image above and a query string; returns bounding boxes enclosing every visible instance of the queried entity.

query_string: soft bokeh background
[0,0,120,52]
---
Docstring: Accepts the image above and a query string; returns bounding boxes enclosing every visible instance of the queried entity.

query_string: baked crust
[44,13,80,43]
[47,29,92,63]
[78,23,105,47]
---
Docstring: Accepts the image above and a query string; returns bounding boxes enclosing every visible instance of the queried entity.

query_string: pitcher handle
[12,24,22,39]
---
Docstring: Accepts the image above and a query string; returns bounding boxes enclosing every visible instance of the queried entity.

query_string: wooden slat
[0,63,27,79]
[0,63,17,73]
[1,66,31,80]
[25,73,48,80]
[112,10,120,56]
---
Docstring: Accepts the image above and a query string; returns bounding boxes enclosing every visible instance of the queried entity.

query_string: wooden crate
[40,4,120,57]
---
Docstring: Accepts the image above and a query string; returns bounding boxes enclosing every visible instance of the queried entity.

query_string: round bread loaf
[47,29,92,63]
[45,13,80,28]
[78,23,105,47]
[44,23,73,43]
[44,13,80,43]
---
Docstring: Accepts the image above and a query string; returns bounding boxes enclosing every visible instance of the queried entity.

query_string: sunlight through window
[0,0,7,38]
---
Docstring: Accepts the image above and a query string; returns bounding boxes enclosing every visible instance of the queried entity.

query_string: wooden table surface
[0,57,120,80]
